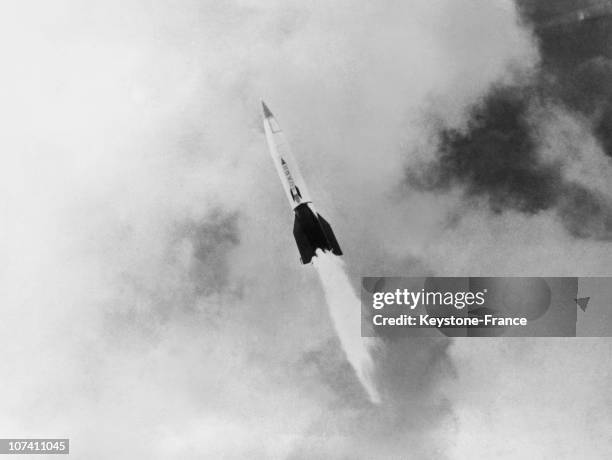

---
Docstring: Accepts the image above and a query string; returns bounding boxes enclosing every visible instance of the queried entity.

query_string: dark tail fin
[317,213,343,256]
[293,216,315,264]
[292,204,343,264]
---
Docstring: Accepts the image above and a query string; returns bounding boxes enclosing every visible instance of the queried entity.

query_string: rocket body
[262,101,342,264]
[262,103,313,209]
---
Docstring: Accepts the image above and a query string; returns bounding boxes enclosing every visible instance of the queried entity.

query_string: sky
[0,0,611,458]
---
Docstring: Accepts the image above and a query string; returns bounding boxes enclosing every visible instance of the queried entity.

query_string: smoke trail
[312,250,381,403]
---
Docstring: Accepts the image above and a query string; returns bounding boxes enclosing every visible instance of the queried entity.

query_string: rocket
[262,101,342,264]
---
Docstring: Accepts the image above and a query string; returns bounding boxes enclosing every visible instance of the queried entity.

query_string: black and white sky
[0,0,611,458]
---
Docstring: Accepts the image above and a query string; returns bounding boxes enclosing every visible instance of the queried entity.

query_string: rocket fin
[293,216,315,264]
[317,213,343,256]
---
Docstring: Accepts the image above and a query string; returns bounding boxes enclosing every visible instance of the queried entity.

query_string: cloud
[446,339,612,458]
[407,85,612,240]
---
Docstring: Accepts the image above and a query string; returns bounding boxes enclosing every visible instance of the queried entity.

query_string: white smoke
[312,250,381,404]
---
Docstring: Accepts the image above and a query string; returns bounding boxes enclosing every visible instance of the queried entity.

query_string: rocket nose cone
[261,101,273,118]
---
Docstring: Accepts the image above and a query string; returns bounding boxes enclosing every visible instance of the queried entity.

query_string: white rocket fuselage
[263,109,313,210]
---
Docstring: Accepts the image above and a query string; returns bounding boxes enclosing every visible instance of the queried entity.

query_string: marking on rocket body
[280,158,302,203]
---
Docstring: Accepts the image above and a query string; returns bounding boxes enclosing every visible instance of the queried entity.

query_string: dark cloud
[407,1,612,240]
[409,86,562,214]
[520,0,612,156]
[107,209,242,341]
[296,339,374,406]
[559,184,612,239]
[287,337,453,459]
[179,209,241,296]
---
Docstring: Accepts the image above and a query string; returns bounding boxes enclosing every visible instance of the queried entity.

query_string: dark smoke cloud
[179,210,241,296]
[408,0,612,240]
[107,209,242,342]
[523,0,612,158]
[409,86,562,214]
[287,337,453,459]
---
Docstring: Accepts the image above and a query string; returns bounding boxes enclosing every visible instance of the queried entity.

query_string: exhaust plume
[312,250,381,403]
